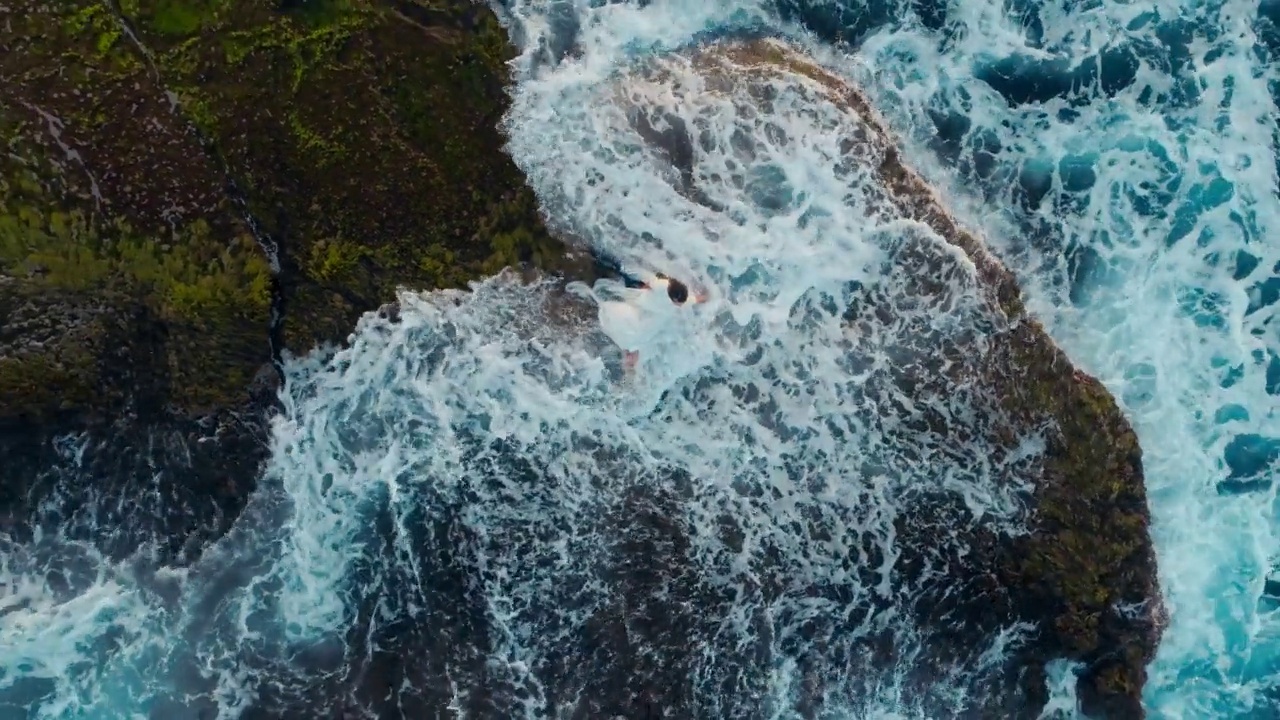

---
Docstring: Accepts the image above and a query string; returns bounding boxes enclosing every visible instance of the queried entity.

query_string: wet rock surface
[1,6,1161,719]
[611,38,1165,718]
[0,0,597,559]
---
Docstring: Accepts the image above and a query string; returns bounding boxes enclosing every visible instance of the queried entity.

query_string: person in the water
[642,272,703,304]
[597,272,706,375]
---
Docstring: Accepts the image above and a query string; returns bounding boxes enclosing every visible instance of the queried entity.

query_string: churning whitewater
[1,0,1278,718]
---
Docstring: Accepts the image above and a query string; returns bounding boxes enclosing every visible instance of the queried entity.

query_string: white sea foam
[836,0,1280,716]
[3,0,1277,717]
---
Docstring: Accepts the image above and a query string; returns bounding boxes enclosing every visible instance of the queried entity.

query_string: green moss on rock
[3,0,593,426]
[120,0,580,352]
[1,0,274,423]
[994,325,1160,716]
[0,203,270,321]
[0,175,272,421]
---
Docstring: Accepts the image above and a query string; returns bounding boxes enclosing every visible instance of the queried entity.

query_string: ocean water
[1,0,1277,718]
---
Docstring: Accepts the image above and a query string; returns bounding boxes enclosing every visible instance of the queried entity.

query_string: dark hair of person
[666,278,689,304]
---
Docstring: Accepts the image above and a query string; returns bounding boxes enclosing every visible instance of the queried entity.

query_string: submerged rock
[1,3,1162,717]
[606,38,1165,718]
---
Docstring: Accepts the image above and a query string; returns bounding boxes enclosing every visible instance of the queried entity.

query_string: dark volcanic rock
[1,0,274,426]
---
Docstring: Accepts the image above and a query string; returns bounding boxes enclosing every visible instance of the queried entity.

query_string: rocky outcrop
[1,3,1164,715]
[2,1,272,426]
[614,38,1165,718]
[0,0,589,556]
[113,0,597,351]
[2,0,592,421]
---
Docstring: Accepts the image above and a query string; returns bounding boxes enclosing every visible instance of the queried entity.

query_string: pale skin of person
[622,276,708,375]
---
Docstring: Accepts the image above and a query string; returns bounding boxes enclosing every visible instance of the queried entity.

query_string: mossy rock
[0,211,271,424]
[119,0,588,352]
[2,0,598,425]
[2,0,601,567]
[1,0,273,425]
